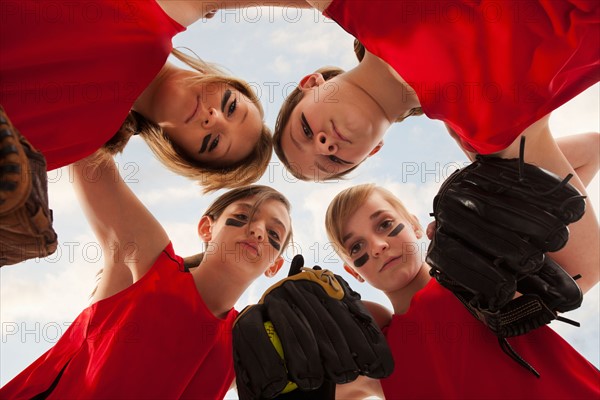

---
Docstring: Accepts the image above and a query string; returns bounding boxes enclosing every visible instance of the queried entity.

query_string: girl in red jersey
[0,0,310,265]
[0,151,293,398]
[0,0,309,192]
[273,0,599,296]
[326,183,600,399]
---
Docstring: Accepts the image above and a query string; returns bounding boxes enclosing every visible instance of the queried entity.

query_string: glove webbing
[453,288,581,378]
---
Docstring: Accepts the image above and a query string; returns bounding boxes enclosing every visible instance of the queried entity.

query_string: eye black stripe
[268,237,281,251]
[199,134,212,154]
[388,223,405,237]
[354,254,369,268]
[225,218,246,227]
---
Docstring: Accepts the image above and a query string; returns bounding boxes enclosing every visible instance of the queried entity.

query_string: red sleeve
[0,0,185,169]
[325,0,600,154]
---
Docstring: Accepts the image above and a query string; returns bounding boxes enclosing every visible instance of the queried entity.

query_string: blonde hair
[325,184,420,259]
[101,49,272,193]
[184,185,294,268]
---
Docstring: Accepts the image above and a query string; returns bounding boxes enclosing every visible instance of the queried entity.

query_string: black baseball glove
[232,255,394,400]
[426,137,585,377]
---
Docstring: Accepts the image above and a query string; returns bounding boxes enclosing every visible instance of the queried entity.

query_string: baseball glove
[426,137,585,377]
[0,106,57,266]
[232,255,394,400]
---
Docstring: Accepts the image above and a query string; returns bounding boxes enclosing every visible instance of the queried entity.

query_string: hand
[426,221,436,240]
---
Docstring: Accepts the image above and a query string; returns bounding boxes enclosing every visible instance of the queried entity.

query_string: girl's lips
[240,241,259,256]
[332,121,350,143]
[186,96,200,123]
[380,256,402,272]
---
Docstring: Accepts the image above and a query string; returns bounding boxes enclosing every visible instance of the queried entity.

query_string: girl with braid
[0,152,293,398]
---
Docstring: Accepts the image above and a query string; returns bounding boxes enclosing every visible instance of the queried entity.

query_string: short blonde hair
[326,184,421,258]
[102,49,272,193]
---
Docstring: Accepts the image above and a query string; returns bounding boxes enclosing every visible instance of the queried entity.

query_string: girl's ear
[197,215,213,242]
[368,140,384,157]
[265,257,284,278]
[410,214,423,239]
[344,264,365,283]
[414,228,423,239]
[299,73,326,90]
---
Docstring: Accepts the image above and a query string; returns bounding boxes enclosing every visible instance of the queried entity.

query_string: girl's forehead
[347,193,406,227]
[226,198,291,226]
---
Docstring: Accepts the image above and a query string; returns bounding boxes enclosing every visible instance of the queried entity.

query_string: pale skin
[279,0,600,294]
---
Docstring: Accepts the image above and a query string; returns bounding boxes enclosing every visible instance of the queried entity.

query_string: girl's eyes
[300,113,313,139]
[379,219,393,230]
[208,135,219,152]
[227,99,237,117]
[348,220,394,256]
[349,241,363,256]
[268,230,280,241]
[301,124,312,138]
[234,214,248,221]
[329,155,343,164]
[232,214,282,241]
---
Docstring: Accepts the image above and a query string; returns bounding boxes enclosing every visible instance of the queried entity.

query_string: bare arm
[72,154,169,300]
[497,120,600,293]
[555,132,600,188]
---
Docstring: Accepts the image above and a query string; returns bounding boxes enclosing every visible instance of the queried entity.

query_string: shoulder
[363,300,393,329]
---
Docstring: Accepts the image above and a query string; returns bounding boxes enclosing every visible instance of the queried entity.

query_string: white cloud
[270,55,292,75]
[139,185,201,206]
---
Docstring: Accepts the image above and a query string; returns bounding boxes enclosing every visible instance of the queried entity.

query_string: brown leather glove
[0,105,57,266]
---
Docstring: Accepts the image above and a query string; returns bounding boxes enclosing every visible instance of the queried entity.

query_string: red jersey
[0,0,185,170]
[324,0,600,154]
[0,243,238,399]
[381,279,600,399]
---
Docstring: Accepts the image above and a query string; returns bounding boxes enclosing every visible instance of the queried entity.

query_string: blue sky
[1,6,598,397]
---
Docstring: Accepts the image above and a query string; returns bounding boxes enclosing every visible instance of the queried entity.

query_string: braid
[101,111,147,155]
